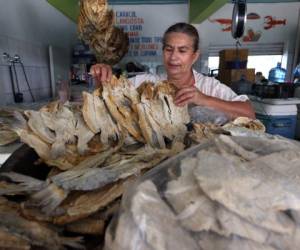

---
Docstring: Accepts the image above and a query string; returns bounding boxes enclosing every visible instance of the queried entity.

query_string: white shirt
[129,69,249,102]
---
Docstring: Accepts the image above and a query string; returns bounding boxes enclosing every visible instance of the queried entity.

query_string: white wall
[112,2,300,80]
[112,4,188,70]
[0,0,77,104]
[194,2,300,77]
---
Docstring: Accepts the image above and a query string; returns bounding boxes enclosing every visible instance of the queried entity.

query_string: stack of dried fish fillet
[78,0,129,65]
[105,134,300,250]
[0,76,190,249]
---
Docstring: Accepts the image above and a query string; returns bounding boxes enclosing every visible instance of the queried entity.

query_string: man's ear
[193,50,200,64]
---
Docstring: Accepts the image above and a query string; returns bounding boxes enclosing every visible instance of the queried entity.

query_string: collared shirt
[129,69,249,102]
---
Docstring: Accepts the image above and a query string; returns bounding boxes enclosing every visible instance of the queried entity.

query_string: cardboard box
[218,68,255,86]
[219,49,249,70]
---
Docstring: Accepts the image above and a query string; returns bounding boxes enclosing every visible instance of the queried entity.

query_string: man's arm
[175,86,255,119]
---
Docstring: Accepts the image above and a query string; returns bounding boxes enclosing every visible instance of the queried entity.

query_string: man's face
[163,32,199,79]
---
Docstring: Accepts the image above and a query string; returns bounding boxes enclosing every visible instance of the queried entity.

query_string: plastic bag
[104,134,300,250]
[188,106,229,125]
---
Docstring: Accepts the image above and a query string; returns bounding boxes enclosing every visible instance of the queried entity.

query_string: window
[208,54,283,78]
[247,55,283,78]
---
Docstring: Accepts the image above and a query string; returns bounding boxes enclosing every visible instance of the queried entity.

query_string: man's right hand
[90,63,113,88]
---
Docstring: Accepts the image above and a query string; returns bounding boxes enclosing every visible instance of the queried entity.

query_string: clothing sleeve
[196,75,249,102]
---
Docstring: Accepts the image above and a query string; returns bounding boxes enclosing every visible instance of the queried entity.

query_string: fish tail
[0,111,27,132]
[60,236,85,249]
[0,172,45,195]
[28,183,69,215]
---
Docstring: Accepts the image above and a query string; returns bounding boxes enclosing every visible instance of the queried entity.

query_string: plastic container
[252,100,297,139]
[268,62,287,83]
[293,63,300,83]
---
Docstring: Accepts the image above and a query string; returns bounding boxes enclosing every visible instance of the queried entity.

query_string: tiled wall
[0,35,51,105]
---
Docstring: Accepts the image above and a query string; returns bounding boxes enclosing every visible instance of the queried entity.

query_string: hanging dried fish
[78,0,129,65]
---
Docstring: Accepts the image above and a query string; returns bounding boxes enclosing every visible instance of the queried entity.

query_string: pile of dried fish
[1,76,189,169]
[0,74,267,248]
[0,76,190,249]
[105,134,300,250]
[78,0,129,65]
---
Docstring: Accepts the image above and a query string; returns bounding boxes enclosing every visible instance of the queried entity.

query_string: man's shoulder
[193,70,219,87]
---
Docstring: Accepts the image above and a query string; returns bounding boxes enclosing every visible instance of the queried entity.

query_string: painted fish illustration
[247,12,260,20]
[209,18,232,32]
[264,16,286,30]
[243,28,261,42]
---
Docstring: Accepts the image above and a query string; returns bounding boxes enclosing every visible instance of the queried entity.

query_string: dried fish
[66,217,105,235]
[0,229,30,250]
[51,143,183,191]
[24,110,56,144]
[78,0,129,65]
[194,150,296,234]
[102,76,144,142]
[137,81,189,148]
[0,211,84,250]
[197,232,276,250]
[28,183,69,214]
[74,110,95,155]
[130,180,199,250]
[0,126,19,146]
[0,172,45,195]
[54,180,125,225]
[82,89,120,144]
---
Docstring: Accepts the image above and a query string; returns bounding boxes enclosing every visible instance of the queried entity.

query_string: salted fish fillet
[51,105,77,158]
[197,232,276,250]
[165,157,217,232]
[20,130,51,160]
[1,111,51,160]
[154,82,189,139]
[82,89,120,144]
[194,150,296,234]
[26,144,183,213]
[137,81,189,148]
[102,76,144,142]
[24,110,55,144]
[53,180,125,225]
[29,155,168,214]
[136,102,165,148]
[164,157,293,248]
[105,212,153,250]
[0,172,46,196]
[50,147,175,191]
[52,143,184,192]
[74,111,95,155]
[0,211,83,250]
[0,229,30,250]
[131,180,199,250]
